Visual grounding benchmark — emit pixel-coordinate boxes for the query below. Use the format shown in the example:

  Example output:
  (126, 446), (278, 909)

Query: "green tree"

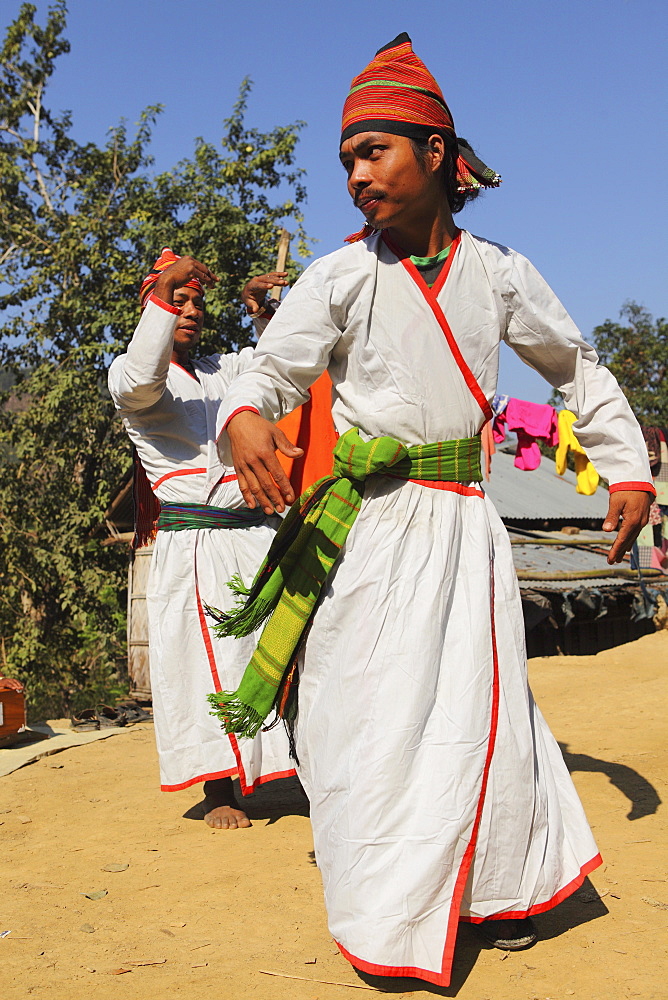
(0, 3), (308, 717)
(591, 301), (668, 427)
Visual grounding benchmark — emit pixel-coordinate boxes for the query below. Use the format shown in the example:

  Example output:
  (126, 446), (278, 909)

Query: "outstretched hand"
(602, 490), (652, 564)
(226, 410), (303, 514)
(242, 272), (288, 315)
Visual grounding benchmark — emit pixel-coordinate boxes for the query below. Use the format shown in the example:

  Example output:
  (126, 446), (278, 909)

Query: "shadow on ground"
(183, 774), (309, 823)
(560, 741), (661, 820)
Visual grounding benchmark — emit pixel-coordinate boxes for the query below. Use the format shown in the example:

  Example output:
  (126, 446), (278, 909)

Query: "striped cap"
(341, 34), (500, 195)
(139, 247), (204, 308)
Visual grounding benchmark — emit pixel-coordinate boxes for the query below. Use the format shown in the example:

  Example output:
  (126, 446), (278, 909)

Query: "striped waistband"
(157, 503), (267, 532)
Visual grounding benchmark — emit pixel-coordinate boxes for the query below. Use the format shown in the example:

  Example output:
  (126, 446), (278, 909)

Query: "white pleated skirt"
(295, 476), (600, 987)
(146, 520), (295, 792)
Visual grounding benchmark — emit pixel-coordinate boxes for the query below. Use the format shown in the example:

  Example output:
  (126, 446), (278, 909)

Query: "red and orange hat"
(139, 247), (204, 308)
(341, 33), (500, 196)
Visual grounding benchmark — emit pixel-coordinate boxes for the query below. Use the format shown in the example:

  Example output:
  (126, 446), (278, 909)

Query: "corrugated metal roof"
(484, 449), (609, 522)
(506, 528), (668, 590)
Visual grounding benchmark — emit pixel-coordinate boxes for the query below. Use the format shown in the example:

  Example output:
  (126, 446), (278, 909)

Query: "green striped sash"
(207, 428), (482, 738)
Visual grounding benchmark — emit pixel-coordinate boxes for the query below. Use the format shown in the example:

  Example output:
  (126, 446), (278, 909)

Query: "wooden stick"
(270, 228), (291, 301)
(258, 969), (386, 991)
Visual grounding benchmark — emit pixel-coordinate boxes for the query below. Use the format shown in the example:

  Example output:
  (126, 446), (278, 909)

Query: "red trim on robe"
(439, 565), (501, 979)
(193, 542), (296, 797)
(336, 854), (603, 984)
(170, 360), (200, 382)
(152, 467), (207, 491)
(382, 231), (493, 424)
(460, 852), (603, 922)
(384, 475), (485, 498)
(222, 406), (260, 433)
(194, 554), (249, 790)
(161, 767), (239, 792)
(336, 563), (501, 988)
(609, 481), (656, 496)
(161, 765), (297, 793)
(148, 292), (180, 315)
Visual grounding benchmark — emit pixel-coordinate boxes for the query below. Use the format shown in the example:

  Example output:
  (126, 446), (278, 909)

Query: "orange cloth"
(481, 420), (495, 481)
(276, 373), (338, 495)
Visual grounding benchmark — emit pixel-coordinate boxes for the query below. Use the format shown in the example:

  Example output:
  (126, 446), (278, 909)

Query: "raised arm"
(503, 252), (654, 563)
(108, 256), (217, 411)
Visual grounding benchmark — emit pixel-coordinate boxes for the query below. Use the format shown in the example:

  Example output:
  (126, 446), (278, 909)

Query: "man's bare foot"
(202, 777), (251, 830)
(204, 804), (251, 830)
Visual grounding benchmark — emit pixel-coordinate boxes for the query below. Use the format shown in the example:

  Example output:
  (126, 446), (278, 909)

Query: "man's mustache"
(354, 192), (384, 208)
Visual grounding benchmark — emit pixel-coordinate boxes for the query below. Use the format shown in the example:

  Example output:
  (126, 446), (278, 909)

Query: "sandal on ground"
(96, 705), (127, 728)
(474, 916), (537, 950)
(70, 709), (99, 732)
(116, 699), (152, 724)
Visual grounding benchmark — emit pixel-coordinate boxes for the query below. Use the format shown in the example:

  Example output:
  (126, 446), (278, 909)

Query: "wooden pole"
(269, 228), (291, 300)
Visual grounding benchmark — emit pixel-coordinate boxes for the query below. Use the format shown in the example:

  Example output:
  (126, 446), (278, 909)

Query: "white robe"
(217, 231), (653, 986)
(108, 295), (294, 793)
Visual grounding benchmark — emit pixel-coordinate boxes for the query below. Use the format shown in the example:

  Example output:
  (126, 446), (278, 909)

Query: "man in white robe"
(108, 250), (296, 829)
(214, 35), (655, 983)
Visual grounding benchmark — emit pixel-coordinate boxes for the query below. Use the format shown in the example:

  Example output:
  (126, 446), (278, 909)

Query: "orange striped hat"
(341, 33), (500, 195)
(139, 247), (204, 308)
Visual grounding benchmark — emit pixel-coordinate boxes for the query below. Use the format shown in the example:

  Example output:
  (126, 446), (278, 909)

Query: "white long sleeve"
(107, 295), (179, 411)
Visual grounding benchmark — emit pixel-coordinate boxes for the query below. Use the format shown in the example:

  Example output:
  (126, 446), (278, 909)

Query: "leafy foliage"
(591, 301), (668, 427)
(0, 3), (308, 718)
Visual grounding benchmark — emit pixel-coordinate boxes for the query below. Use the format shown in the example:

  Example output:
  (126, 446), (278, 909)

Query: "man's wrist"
(153, 276), (176, 305)
(224, 406), (261, 432)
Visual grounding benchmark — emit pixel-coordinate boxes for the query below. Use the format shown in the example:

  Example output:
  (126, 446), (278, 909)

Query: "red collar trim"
(381, 229), (462, 297)
(170, 360), (200, 382)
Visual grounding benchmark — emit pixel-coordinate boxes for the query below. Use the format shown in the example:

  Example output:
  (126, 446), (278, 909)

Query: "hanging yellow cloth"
(555, 409), (600, 495)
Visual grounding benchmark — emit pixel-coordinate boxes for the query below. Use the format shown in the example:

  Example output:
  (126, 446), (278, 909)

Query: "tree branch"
(26, 84), (55, 214)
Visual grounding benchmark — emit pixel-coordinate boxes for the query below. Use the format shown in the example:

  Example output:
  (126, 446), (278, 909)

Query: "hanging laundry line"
(490, 394), (598, 494)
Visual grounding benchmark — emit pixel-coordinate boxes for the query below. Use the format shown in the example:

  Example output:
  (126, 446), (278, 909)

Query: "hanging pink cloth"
(493, 398), (559, 471)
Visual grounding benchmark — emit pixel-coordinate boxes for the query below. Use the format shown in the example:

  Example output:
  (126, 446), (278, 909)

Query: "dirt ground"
(1, 630), (666, 1000)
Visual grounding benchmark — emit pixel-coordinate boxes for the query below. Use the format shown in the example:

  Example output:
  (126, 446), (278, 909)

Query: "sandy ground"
(1, 630), (666, 1000)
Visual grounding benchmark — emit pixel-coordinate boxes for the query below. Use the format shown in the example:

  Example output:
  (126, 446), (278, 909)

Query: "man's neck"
(171, 348), (191, 369)
(386, 204), (458, 258)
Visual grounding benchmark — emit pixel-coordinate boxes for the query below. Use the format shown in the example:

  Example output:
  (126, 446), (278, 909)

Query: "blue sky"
(12, 0), (668, 402)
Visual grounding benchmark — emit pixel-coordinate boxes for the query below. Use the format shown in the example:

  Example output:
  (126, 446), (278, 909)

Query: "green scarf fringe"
(207, 691), (266, 739)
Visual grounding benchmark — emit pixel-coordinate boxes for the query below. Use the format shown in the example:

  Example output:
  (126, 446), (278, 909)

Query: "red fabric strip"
(404, 478), (485, 497)
(160, 762), (297, 794)
(148, 292), (180, 315)
(194, 554), (249, 790)
(170, 361), (200, 382)
(381, 231), (493, 423)
(336, 562), (500, 988)
(152, 467), (207, 491)
(336, 940), (452, 989)
(161, 767), (238, 792)
(222, 405), (261, 433)
(460, 852), (603, 922)
(439, 565), (500, 979)
(338, 851), (604, 983)
(609, 481), (656, 496)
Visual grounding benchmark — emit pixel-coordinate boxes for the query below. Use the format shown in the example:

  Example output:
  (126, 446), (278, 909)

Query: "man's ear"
(427, 134), (446, 174)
